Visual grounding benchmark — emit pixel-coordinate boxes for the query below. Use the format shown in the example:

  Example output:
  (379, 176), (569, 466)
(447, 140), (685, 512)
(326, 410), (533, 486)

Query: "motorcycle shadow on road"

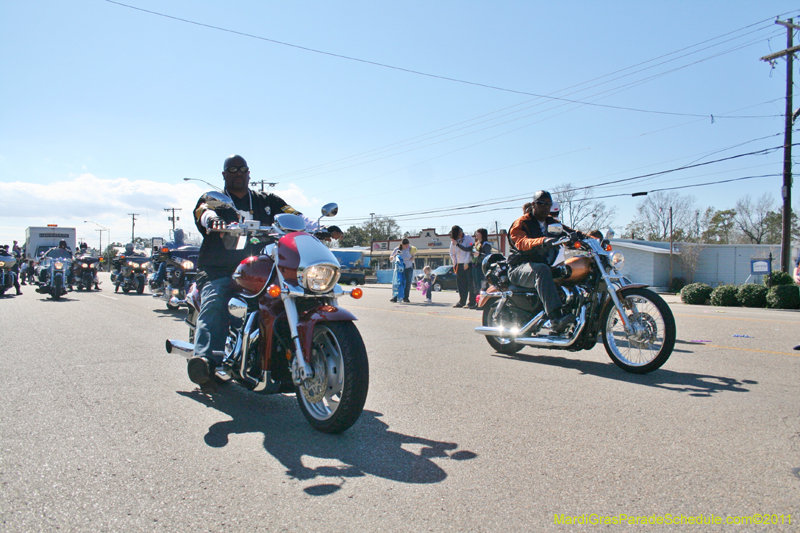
(491, 351), (757, 398)
(151, 307), (187, 322)
(178, 388), (477, 496)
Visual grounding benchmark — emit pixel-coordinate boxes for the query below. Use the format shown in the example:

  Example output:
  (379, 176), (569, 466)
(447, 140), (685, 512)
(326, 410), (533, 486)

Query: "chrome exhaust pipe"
(166, 339), (194, 359)
(475, 307), (587, 348)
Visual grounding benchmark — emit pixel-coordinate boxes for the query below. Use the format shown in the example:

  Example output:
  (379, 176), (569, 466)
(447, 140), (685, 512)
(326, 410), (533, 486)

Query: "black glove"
(574, 231), (587, 241)
(543, 237), (557, 248)
(208, 217), (226, 231)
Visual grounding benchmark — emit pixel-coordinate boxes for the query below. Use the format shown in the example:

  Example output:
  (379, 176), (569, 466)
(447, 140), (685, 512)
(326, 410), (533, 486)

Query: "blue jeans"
(194, 276), (234, 363)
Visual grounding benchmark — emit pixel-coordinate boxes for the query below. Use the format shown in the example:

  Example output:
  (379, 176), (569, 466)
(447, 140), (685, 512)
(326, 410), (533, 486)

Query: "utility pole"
(95, 229), (104, 258)
(760, 18), (799, 273)
(250, 180), (278, 192)
(128, 213), (139, 243)
(164, 207), (182, 231)
(369, 213), (375, 269)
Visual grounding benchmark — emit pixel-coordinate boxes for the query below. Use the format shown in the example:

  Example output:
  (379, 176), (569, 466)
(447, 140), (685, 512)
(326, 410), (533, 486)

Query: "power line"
(105, 0), (795, 120)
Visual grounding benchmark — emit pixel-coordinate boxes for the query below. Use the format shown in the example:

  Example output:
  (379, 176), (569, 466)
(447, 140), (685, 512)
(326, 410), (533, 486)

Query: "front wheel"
(481, 299), (524, 355)
(52, 275), (63, 300)
(83, 273), (93, 291)
(296, 322), (369, 434)
(433, 282), (442, 292)
(600, 288), (676, 374)
(136, 276), (145, 294)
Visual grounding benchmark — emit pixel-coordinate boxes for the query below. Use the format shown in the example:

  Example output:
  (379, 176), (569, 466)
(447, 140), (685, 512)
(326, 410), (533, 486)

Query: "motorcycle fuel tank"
(561, 256), (592, 284)
(233, 255), (275, 295)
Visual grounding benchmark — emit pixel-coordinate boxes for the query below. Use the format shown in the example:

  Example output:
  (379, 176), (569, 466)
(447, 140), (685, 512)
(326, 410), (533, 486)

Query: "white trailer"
(25, 226), (77, 259)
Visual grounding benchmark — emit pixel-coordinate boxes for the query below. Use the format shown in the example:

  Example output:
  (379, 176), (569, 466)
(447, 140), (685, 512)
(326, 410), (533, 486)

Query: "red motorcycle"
(167, 193), (368, 433)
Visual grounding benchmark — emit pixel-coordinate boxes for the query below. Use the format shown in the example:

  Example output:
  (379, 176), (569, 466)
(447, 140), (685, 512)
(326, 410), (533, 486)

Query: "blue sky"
(1, 0), (799, 247)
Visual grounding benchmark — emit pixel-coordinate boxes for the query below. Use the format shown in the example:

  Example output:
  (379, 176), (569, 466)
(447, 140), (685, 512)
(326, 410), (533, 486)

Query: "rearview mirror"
(605, 228), (615, 239)
(321, 203), (339, 218)
(202, 191), (235, 209)
(547, 223), (564, 237)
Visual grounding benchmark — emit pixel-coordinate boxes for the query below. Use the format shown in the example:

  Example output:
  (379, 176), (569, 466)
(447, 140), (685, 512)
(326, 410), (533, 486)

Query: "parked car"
(339, 270), (366, 286)
(414, 265), (457, 291)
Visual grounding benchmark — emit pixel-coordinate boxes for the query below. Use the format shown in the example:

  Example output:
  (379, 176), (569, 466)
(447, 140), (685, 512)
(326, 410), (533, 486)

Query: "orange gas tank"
(232, 255), (275, 295)
(556, 256), (592, 285)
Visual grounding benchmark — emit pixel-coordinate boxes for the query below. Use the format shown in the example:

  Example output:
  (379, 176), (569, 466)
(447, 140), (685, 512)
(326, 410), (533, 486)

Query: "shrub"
(736, 284), (768, 308)
(763, 270), (795, 287)
(766, 284), (800, 309)
(711, 285), (739, 307)
(668, 277), (687, 293)
(680, 282), (713, 305)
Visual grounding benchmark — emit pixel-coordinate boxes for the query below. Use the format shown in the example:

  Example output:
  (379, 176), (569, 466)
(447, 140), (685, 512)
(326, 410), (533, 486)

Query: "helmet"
(550, 200), (560, 217)
(125, 243), (134, 254)
(482, 253), (506, 276)
(59, 240), (67, 248)
(80, 242), (88, 250)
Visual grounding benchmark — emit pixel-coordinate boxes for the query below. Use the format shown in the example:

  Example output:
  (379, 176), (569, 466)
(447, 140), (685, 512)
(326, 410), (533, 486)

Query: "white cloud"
(0, 175), (318, 246)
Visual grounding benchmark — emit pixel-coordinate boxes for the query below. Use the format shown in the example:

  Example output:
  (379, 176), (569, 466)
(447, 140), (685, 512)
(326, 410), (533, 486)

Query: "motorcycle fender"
(614, 283), (648, 297)
(297, 306), (358, 363)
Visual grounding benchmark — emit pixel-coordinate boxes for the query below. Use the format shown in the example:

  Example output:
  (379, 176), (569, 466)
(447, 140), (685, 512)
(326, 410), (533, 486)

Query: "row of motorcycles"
(32, 247), (102, 300)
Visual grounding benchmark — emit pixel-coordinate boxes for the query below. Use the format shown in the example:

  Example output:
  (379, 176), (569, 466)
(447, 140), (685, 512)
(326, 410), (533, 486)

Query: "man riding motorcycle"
(507, 190), (583, 334)
(150, 228), (186, 293)
(187, 154), (341, 391)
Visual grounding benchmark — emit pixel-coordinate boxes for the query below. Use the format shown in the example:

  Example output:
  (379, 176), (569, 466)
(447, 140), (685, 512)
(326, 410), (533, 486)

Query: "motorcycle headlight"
(181, 260), (194, 270)
(54, 262), (64, 270)
(141, 262), (150, 269)
(301, 264), (339, 293)
(0, 261), (4, 268)
(127, 261), (136, 267)
(610, 251), (624, 270)
(82, 263), (89, 268)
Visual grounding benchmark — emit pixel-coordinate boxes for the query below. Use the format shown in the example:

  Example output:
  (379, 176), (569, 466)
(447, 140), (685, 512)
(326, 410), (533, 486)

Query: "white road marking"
(97, 294), (118, 300)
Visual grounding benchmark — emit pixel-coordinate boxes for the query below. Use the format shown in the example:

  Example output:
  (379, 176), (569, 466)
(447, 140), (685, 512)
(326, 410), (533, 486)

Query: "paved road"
(1, 276), (798, 531)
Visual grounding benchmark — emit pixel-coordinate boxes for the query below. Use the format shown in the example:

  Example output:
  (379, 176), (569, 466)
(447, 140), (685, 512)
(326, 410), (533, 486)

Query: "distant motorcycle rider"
(0, 244), (22, 295)
(187, 154), (342, 390)
(507, 190), (582, 334)
(151, 228), (186, 292)
(113, 243), (141, 291)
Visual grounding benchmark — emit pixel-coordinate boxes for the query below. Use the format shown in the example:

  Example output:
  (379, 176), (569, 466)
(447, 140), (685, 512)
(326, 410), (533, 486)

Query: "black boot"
(549, 311), (576, 334)
(188, 357), (218, 393)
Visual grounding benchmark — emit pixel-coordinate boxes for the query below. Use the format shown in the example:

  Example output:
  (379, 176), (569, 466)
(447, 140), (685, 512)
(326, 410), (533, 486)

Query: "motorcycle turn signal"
(350, 287), (363, 299)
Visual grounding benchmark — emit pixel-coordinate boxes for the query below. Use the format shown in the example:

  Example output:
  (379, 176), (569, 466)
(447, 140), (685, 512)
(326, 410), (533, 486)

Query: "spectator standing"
(419, 265), (436, 303)
(389, 248), (406, 303)
(449, 226), (475, 308)
(389, 238), (414, 303)
(471, 228), (493, 295)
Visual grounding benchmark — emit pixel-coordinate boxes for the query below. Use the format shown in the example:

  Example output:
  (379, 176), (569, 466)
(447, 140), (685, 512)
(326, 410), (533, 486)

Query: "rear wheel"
(433, 282), (442, 292)
(349, 278), (359, 286)
(600, 288), (675, 374)
(481, 299), (523, 355)
(296, 322), (369, 434)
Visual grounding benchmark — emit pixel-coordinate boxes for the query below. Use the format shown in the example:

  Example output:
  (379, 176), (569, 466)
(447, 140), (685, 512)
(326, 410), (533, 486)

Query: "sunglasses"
(225, 166), (249, 173)
(534, 201), (552, 207)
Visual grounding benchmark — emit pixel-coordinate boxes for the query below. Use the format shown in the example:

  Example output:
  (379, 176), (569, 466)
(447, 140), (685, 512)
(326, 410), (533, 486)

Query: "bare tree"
(733, 192), (773, 244)
(623, 191), (696, 241)
(678, 243), (705, 283)
(552, 184), (617, 232)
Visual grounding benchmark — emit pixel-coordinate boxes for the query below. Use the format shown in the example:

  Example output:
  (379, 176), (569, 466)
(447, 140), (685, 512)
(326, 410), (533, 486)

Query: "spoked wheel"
(481, 299), (523, 355)
(296, 322), (369, 434)
(600, 288), (676, 374)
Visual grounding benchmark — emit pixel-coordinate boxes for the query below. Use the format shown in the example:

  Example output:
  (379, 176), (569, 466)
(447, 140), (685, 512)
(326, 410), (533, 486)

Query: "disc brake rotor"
(627, 312), (658, 348)
(300, 345), (329, 403)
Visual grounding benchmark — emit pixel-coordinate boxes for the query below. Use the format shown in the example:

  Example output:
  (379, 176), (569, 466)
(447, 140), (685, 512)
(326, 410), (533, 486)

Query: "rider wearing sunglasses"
(189, 155), (343, 390)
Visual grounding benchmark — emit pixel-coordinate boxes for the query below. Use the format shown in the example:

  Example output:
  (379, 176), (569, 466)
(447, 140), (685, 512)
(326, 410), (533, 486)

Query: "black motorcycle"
(73, 254), (102, 291)
(476, 226), (676, 374)
(113, 255), (150, 294)
(35, 248), (73, 300)
(0, 250), (18, 296)
(149, 244), (199, 309)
